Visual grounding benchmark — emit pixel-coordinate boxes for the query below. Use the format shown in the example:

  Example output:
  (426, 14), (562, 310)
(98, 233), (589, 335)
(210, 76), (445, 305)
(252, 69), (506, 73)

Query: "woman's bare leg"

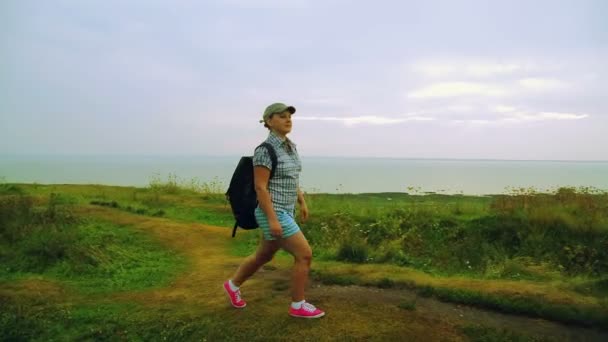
(231, 237), (281, 287)
(279, 231), (313, 302)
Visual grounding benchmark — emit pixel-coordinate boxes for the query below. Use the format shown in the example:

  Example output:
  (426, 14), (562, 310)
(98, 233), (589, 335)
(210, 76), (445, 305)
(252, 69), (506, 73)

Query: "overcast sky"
(2, 0), (607, 160)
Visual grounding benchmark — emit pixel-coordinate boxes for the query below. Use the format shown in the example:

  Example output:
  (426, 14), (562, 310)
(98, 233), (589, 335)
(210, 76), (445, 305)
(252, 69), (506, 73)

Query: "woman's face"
(267, 111), (292, 136)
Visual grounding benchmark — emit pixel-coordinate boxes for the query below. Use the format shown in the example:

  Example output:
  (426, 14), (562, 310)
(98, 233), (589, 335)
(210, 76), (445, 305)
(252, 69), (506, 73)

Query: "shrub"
(336, 239), (369, 263)
(0, 195), (35, 242)
(559, 243), (607, 276)
(1, 193), (78, 273)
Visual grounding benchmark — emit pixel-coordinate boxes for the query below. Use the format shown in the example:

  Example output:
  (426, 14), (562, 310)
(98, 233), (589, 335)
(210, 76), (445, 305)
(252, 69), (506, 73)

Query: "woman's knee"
(295, 249), (313, 264)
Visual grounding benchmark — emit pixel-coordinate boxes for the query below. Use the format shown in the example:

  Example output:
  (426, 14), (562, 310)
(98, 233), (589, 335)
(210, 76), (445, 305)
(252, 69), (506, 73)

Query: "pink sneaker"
(223, 281), (246, 308)
(288, 302), (325, 318)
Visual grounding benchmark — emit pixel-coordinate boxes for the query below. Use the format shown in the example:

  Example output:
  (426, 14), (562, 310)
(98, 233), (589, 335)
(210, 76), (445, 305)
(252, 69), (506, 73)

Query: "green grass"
(0, 192), (187, 294)
(0, 300), (234, 341)
(8, 181), (608, 286)
(10, 181), (608, 275)
(397, 299), (417, 311)
(310, 270), (358, 286)
(311, 267), (608, 329)
(459, 324), (552, 342)
(299, 188), (608, 279)
(57, 220), (187, 294)
(3, 180), (608, 334)
(424, 286), (608, 329)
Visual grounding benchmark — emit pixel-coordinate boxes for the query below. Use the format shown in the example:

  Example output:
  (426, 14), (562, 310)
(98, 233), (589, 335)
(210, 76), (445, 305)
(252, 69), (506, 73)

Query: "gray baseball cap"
(260, 103), (296, 123)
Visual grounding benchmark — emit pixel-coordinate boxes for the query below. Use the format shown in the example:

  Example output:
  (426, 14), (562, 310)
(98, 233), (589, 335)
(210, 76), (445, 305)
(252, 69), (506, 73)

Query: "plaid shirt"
(253, 131), (302, 213)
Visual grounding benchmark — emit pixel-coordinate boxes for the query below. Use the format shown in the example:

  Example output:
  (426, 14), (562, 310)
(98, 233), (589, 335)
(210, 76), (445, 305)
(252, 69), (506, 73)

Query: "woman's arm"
(254, 166), (282, 238)
(297, 187), (309, 222)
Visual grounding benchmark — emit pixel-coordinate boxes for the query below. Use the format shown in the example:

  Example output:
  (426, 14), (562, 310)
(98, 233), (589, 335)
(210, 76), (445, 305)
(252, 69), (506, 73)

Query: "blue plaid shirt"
(253, 131), (302, 213)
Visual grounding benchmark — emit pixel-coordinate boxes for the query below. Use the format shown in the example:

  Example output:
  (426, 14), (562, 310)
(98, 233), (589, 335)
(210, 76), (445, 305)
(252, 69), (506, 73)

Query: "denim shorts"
(254, 207), (301, 241)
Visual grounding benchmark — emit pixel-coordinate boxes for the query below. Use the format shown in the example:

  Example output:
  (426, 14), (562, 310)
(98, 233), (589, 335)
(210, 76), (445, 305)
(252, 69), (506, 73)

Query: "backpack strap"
(258, 142), (278, 179)
(231, 143), (278, 238)
(231, 222), (238, 238)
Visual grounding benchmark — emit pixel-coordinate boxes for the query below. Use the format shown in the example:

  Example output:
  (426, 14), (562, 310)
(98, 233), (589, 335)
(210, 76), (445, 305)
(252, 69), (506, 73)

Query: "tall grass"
(302, 187), (608, 278)
(0, 193), (79, 274)
(148, 173), (226, 194)
(148, 173), (226, 201)
(0, 191), (186, 293)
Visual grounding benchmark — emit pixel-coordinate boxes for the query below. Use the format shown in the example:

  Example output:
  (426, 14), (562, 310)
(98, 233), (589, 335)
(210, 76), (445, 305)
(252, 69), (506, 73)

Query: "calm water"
(1, 155), (607, 195)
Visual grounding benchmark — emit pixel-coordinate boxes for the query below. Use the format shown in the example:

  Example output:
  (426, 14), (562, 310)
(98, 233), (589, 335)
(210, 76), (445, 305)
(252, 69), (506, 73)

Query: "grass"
(8, 181), (608, 283)
(0, 192), (187, 294)
(0, 300), (235, 341)
(301, 187), (608, 280)
(459, 324), (552, 342)
(309, 262), (608, 330)
(397, 299), (417, 311)
(1, 178), (608, 339)
(425, 286), (608, 328)
(56, 220), (187, 294)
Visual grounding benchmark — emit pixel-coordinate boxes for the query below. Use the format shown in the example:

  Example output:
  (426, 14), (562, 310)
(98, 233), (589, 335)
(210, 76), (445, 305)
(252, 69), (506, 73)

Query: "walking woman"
(223, 102), (325, 318)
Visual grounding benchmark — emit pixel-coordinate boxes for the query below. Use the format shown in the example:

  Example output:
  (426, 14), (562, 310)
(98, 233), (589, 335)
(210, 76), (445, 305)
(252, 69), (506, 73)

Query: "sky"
(2, 0), (607, 160)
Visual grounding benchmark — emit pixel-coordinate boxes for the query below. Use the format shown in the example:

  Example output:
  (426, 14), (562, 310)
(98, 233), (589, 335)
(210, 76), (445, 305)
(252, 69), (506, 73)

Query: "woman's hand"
(299, 203), (309, 223)
(296, 188), (309, 223)
(269, 219), (283, 239)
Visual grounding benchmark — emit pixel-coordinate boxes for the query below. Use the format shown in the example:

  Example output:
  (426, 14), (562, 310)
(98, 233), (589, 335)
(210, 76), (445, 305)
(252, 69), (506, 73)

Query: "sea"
(1, 155), (607, 195)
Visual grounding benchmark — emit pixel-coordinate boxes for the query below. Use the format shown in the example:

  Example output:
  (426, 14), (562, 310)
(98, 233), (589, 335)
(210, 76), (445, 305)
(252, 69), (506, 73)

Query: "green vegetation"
(459, 324), (552, 342)
(1, 177), (607, 339)
(421, 285), (608, 328)
(397, 299), (417, 311)
(0, 189), (187, 294)
(0, 301), (235, 341)
(301, 187), (608, 280)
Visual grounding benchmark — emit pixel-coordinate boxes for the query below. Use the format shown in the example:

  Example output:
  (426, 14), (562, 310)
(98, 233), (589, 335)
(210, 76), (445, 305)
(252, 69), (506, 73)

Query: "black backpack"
(225, 142), (277, 237)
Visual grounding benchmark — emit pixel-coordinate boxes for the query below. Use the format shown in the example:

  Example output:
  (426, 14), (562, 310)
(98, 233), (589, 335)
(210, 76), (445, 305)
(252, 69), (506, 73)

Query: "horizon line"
(1, 153), (607, 163)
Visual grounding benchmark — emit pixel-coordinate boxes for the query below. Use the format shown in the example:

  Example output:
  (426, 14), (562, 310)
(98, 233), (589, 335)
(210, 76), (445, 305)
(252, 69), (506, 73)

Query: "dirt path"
(18, 206), (608, 341)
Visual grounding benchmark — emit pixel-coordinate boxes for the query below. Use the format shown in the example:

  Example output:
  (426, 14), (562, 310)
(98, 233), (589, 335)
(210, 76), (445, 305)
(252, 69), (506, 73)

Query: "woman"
(223, 102), (325, 319)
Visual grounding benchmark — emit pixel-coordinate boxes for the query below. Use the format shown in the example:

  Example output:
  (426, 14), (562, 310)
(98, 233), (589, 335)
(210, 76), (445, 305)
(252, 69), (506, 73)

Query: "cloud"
(412, 61), (524, 77)
(446, 105), (475, 112)
(451, 119), (493, 125)
(466, 63), (521, 77)
(412, 64), (456, 77)
(511, 111), (588, 122)
(300, 97), (349, 106)
(220, 0), (310, 9)
(492, 105), (517, 113)
(296, 115), (435, 126)
(408, 76), (569, 101)
(518, 78), (568, 91)
(494, 104), (590, 122)
(452, 110), (588, 125)
(408, 82), (509, 99)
